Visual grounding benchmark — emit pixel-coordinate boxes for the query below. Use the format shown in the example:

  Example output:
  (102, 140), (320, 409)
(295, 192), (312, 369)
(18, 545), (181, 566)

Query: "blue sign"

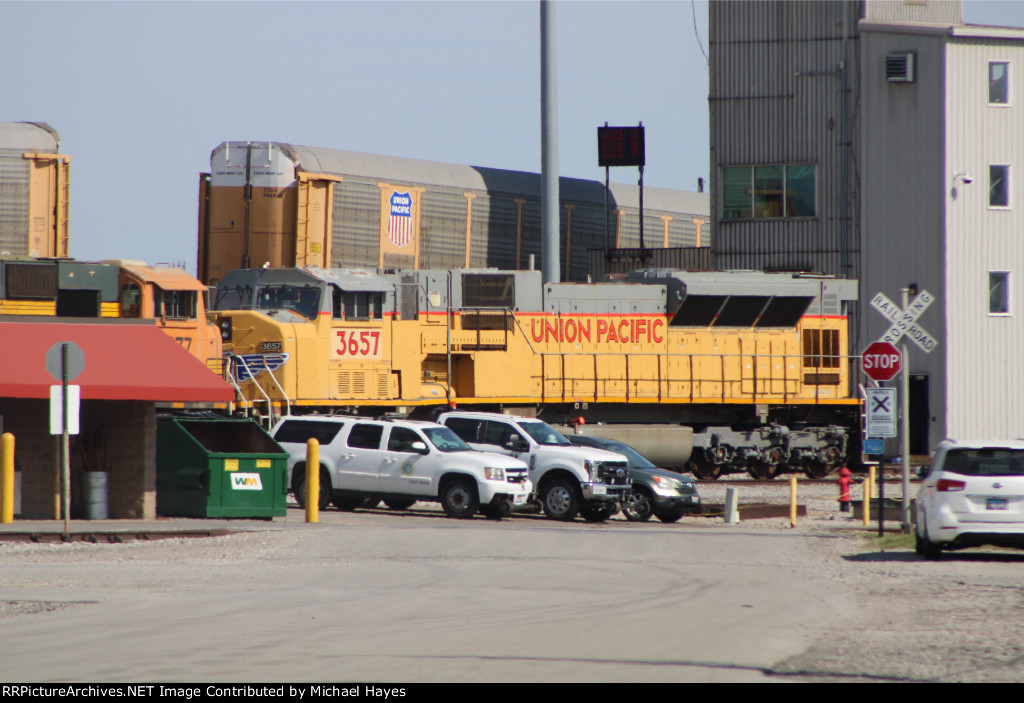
(863, 438), (884, 455)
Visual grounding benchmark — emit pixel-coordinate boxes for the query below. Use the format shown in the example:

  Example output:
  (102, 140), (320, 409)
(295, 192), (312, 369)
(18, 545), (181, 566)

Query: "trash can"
(156, 417), (288, 518)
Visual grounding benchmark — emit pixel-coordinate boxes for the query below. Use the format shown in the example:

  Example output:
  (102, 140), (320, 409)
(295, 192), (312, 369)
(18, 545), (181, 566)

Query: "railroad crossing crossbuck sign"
(870, 289), (939, 353)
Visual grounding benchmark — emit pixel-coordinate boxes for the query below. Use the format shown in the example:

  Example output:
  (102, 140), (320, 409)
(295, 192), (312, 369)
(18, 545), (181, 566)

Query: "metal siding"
(710, 0), (861, 279)
(0, 157), (30, 255)
(247, 142), (709, 280)
(331, 178), (379, 268)
(862, 0), (961, 24)
(420, 189), (470, 270)
(944, 39), (1024, 439)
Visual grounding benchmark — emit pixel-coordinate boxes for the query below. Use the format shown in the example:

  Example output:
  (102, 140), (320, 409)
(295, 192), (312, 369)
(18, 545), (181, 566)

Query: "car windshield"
(421, 426), (471, 453)
(599, 441), (657, 469)
(520, 421), (571, 446)
(256, 285), (321, 320)
(942, 448), (1024, 477)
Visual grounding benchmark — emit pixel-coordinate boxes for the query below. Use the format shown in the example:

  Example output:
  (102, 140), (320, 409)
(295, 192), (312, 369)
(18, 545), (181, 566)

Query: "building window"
(989, 272), (1010, 314)
(989, 62), (1009, 104)
(989, 165), (1009, 207)
(721, 164), (816, 219)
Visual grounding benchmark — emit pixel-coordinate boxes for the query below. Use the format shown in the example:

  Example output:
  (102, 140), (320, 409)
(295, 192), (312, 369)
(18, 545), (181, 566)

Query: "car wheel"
(331, 495), (363, 511)
(655, 508), (685, 524)
(542, 479), (581, 521)
(580, 502), (614, 523)
(292, 464), (331, 510)
(383, 498), (417, 511)
(622, 487), (654, 522)
(440, 478), (479, 519)
(918, 513), (942, 561)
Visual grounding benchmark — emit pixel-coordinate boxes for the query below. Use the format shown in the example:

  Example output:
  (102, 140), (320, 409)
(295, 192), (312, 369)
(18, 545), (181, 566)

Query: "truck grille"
(506, 468), (528, 484)
(596, 462), (630, 485)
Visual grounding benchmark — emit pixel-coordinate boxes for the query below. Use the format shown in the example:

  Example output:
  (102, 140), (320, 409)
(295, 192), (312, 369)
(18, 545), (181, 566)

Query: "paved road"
(0, 507), (847, 683)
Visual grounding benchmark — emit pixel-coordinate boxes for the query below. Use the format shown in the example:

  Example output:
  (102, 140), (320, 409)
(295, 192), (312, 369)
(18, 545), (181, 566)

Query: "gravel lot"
(2, 476), (1023, 683)
(699, 476), (1024, 682)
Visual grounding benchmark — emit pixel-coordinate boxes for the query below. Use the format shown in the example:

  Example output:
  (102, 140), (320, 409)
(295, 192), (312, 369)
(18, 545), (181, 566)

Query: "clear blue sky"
(3, 1), (1022, 270)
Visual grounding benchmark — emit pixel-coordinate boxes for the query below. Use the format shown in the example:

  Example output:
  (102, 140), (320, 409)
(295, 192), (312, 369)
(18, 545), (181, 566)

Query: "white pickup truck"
(270, 415), (532, 519)
(436, 411), (631, 522)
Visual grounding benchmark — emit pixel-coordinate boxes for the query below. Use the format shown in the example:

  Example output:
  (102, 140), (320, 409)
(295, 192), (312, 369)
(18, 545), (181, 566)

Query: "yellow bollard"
(863, 466), (874, 526)
(1, 433), (14, 524)
(306, 438), (319, 523)
(789, 475), (798, 527)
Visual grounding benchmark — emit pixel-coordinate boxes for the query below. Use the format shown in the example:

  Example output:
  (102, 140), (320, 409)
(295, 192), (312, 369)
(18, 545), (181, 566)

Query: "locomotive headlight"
(218, 318), (232, 342)
(485, 467), (505, 481)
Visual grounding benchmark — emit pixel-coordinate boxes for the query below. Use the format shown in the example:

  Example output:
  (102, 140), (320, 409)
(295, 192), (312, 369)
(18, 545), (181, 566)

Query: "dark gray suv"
(564, 434), (701, 523)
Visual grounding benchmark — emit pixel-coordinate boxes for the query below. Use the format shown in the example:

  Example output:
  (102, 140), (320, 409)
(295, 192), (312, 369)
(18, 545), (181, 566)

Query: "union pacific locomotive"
(211, 266), (860, 479)
(0, 256), (222, 372)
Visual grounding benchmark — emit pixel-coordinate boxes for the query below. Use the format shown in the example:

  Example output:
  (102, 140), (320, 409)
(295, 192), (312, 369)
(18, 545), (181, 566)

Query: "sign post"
(46, 342), (84, 536)
(869, 288), (940, 533)
(598, 123), (646, 259)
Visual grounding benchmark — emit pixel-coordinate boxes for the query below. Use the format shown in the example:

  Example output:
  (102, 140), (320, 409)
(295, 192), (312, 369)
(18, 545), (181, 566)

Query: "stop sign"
(862, 341), (902, 381)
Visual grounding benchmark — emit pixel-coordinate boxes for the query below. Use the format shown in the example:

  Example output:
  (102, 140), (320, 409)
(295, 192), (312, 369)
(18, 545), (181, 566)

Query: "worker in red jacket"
(837, 467), (854, 513)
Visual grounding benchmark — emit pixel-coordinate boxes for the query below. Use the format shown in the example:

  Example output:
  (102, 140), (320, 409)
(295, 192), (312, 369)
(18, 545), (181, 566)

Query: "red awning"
(0, 320), (233, 402)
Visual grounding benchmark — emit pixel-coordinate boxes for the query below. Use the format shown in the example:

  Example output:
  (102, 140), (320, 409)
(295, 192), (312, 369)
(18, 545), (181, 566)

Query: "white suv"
(270, 416), (532, 519)
(437, 411), (631, 522)
(915, 439), (1024, 559)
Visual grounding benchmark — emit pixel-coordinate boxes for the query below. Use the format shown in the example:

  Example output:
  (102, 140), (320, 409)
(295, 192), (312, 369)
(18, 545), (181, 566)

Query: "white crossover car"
(915, 439), (1024, 560)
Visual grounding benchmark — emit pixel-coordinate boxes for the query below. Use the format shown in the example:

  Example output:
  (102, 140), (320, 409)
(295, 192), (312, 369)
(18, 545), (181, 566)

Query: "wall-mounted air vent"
(885, 52), (915, 83)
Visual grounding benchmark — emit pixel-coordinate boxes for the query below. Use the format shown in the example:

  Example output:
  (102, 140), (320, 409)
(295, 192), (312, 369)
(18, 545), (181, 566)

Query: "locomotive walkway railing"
(533, 351), (860, 405)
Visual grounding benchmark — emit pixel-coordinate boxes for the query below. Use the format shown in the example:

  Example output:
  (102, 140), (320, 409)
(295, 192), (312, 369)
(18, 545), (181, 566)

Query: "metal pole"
(901, 288), (911, 533)
(540, 0), (560, 284)
(62, 343), (70, 537)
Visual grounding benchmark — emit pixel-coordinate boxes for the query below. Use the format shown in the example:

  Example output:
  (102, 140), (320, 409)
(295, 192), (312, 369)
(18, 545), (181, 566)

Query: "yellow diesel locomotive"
(0, 257), (223, 373)
(212, 267), (860, 479)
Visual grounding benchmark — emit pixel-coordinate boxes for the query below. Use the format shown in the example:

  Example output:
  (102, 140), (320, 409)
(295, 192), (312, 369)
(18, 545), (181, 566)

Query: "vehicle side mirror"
(505, 436), (526, 451)
(411, 441), (429, 455)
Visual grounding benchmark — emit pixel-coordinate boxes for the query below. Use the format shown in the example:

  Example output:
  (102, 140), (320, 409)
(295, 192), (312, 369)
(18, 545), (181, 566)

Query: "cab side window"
(444, 418), (482, 443)
(484, 421), (522, 447)
(120, 284), (141, 318)
(387, 427), (424, 452)
(273, 420), (344, 445)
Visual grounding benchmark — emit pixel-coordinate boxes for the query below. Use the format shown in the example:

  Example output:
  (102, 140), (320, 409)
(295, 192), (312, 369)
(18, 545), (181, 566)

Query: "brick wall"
(0, 398), (156, 519)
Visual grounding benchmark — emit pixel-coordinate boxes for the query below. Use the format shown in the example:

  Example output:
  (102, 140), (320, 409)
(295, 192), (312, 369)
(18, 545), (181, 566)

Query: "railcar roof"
(214, 141), (706, 214)
(0, 122), (59, 152)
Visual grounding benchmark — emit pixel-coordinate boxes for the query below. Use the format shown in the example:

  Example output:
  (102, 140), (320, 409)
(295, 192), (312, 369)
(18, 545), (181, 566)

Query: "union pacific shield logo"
(388, 191), (413, 247)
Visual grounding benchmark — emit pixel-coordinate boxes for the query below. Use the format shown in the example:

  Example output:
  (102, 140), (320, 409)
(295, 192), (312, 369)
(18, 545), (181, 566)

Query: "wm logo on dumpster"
(231, 473), (263, 491)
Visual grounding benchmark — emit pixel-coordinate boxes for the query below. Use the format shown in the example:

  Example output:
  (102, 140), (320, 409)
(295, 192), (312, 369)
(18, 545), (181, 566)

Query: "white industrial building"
(709, 0), (1024, 454)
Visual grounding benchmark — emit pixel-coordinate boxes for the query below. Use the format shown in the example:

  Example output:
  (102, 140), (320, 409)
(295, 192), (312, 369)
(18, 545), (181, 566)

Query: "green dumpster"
(156, 417), (288, 518)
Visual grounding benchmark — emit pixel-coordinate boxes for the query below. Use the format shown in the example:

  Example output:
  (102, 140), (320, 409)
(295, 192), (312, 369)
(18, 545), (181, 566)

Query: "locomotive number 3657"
(335, 329), (382, 359)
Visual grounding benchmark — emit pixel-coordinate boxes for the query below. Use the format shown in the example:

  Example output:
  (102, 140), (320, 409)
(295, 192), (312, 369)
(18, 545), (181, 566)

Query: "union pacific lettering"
(530, 316), (665, 344)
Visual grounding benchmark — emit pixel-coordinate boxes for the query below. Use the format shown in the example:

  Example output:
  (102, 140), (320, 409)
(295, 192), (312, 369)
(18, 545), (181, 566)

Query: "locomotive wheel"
(803, 460), (831, 479)
(746, 459), (778, 480)
(688, 456), (722, 481)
